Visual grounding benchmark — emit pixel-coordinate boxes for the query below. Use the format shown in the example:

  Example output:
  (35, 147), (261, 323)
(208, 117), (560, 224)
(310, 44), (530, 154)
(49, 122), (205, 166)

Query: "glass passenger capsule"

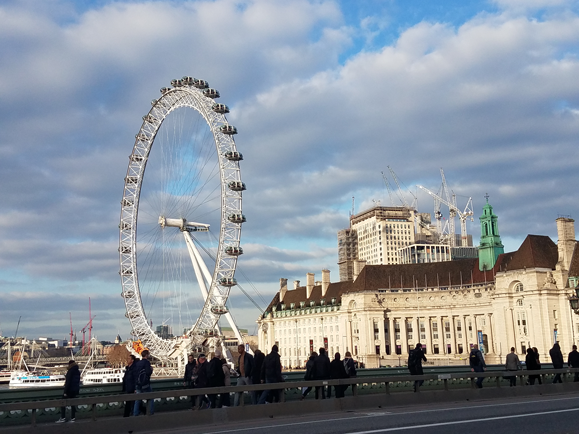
(219, 277), (237, 287)
(210, 305), (229, 315)
(170, 79), (184, 87)
(219, 125), (237, 135)
(160, 87), (170, 95)
(224, 151), (243, 161)
(194, 79), (209, 89)
(212, 103), (230, 114)
(225, 246), (244, 256)
(228, 181), (246, 191)
(203, 88), (220, 99)
(228, 213), (246, 223)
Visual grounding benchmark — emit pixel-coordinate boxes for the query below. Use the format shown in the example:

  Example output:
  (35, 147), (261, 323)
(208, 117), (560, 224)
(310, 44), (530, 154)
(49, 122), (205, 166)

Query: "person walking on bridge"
(408, 343), (427, 392)
(469, 344), (486, 388)
(258, 345), (283, 404)
(234, 344), (254, 406)
(56, 360), (81, 423)
(505, 347), (520, 387)
(313, 348), (331, 399)
(549, 342), (564, 384)
(568, 345), (579, 382)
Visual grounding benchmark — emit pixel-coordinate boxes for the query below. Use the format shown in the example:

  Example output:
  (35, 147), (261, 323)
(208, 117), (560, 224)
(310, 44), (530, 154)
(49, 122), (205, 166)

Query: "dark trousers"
(506, 371), (517, 387)
(301, 386), (312, 398)
(220, 392), (231, 407)
(553, 373), (562, 383)
(473, 366), (484, 388)
(334, 385), (346, 398)
(123, 400), (135, 417)
(315, 385), (326, 399)
(60, 392), (77, 419)
(208, 393), (219, 408)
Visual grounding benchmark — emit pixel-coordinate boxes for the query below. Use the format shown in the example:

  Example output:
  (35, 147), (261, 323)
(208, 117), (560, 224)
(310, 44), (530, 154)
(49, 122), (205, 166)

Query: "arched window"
(514, 282), (524, 292)
(516, 299), (523, 306)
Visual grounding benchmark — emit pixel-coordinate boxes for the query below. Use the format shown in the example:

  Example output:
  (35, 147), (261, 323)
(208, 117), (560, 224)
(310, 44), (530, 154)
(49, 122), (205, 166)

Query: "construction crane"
(80, 315), (96, 355)
(418, 184), (474, 247)
(381, 171), (396, 206)
(387, 166), (410, 207)
(69, 313), (73, 349)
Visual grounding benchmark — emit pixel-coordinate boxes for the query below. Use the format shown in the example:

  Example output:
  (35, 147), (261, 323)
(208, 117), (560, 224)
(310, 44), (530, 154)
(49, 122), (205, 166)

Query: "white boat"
(9, 371), (66, 388)
(82, 367), (124, 385)
(0, 370), (12, 384)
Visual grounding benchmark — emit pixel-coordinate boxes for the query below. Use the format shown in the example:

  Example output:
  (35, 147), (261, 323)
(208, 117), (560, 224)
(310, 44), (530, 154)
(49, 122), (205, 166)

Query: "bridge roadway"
(1, 368), (579, 434)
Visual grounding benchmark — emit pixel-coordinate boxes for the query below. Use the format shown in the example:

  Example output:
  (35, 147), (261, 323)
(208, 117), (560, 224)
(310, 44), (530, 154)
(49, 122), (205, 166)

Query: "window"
(514, 282), (524, 292)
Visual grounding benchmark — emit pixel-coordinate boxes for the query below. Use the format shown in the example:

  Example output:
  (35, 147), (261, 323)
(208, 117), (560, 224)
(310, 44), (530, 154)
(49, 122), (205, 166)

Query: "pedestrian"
(408, 343), (427, 392)
(549, 342), (564, 384)
(330, 352), (348, 398)
(343, 351), (357, 395)
(133, 350), (154, 416)
(55, 360), (81, 423)
(251, 349), (265, 405)
(183, 354), (197, 408)
(313, 347), (331, 399)
(194, 354), (211, 409)
(258, 345), (283, 404)
(469, 344), (486, 388)
(568, 344), (579, 382)
(525, 347), (540, 385)
(504, 347), (520, 387)
(122, 355), (137, 417)
(207, 349), (225, 408)
(300, 351), (317, 400)
(221, 358), (231, 407)
(533, 347), (542, 384)
(234, 344), (255, 406)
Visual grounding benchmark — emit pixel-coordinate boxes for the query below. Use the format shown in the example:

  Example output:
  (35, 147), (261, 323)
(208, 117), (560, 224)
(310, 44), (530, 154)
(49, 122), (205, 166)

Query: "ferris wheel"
(119, 76), (246, 361)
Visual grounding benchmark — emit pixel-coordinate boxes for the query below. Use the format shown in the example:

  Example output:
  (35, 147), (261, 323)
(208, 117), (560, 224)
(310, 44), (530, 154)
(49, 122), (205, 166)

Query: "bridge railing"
(0, 368), (578, 428)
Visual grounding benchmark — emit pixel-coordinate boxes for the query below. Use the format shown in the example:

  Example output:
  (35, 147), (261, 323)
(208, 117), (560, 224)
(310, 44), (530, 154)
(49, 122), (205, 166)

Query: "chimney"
(556, 217), (576, 272)
(293, 280), (300, 289)
(306, 272), (315, 299)
(321, 269), (330, 297)
(279, 278), (288, 303)
(353, 259), (366, 282)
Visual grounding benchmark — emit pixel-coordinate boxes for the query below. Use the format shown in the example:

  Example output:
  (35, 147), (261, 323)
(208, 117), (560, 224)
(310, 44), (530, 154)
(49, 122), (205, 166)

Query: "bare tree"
(107, 345), (131, 368)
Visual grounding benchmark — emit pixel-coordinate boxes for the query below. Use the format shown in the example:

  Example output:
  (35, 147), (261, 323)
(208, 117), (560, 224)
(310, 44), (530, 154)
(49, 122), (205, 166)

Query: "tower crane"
(80, 315), (96, 355)
(417, 184), (474, 247)
(381, 171), (396, 206)
(439, 169), (457, 246)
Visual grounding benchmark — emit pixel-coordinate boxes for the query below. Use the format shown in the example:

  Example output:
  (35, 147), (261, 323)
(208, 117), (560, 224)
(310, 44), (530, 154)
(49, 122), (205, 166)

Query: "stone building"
(257, 204), (579, 368)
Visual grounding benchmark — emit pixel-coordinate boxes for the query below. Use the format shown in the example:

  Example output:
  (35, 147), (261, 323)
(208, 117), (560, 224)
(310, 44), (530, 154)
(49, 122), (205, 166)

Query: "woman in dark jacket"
(526, 348), (540, 385)
(300, 352), (317, 400)
(532, 347), (542, 384)
(122, 355), (137, 417)
(56, 360), (81, 423)
(330, 353), (349, 398)
(252, 350), (265, 404)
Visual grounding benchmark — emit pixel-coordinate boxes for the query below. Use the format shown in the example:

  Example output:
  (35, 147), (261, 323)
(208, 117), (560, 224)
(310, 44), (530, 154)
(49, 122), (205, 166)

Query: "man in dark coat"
(133, 350), (154, 416)
(207, 349), (226, 408)
(251, 349), (265, 404)
(194, 354), (210, 409)
(234, 344), (255, 406)
(313, 348), (331, 399)
(469, 344), (486, 388)
(56, 360), (81, 423)
(549, 342), (564, 383)
(329, 352), (349, 398)
(122, 355), (137, 417)
(258, 345), (283, 404)
(408, 343), (427, 392)
(300, 351), (317, 400)
(525, 347), (540, 385)
(568, 344), (579, 382)
(183, 354), (197, 407)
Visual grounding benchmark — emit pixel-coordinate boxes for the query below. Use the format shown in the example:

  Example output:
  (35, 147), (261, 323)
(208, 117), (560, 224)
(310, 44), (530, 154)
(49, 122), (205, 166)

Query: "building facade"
(258, 211), (579, 368)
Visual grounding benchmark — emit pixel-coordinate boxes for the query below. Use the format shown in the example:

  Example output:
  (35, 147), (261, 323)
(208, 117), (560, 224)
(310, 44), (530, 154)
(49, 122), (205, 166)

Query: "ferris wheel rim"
(118, 78), (244, 360)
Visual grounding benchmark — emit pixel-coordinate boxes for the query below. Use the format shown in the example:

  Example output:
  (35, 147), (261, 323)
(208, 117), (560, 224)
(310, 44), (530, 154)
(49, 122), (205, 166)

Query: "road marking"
(346, 407), (579, 433)
(204, 415), (373, 433)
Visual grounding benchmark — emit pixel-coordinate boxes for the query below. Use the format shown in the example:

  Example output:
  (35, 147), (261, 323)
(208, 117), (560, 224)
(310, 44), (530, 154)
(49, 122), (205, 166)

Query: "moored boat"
(82, 367), (124, 385)
(9, 371), (66, 388)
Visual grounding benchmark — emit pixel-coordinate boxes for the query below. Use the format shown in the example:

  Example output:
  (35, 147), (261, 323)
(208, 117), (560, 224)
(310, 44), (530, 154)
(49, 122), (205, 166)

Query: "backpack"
(136, 367), (149, 387)
(407, 350), (417, 369)
(470, 351), (480, 366)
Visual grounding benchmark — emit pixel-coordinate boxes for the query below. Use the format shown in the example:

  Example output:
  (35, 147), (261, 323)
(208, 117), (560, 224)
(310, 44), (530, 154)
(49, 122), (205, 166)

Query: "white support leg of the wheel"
(184, 232), (245, 345)
(183, 232), (210, 299)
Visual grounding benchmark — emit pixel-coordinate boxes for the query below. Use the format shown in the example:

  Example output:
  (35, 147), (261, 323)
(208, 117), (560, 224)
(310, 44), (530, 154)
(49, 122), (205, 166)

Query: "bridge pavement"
(2, 381), (578, 434)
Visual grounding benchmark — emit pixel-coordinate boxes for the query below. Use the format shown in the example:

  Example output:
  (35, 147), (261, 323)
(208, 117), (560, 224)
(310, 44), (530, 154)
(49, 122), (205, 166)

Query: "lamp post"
(568, 285), (579, 314)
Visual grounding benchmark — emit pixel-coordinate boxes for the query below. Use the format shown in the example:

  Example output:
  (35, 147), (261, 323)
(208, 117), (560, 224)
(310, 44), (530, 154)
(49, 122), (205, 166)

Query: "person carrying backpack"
(469, 344), (486, 388)
(408, 343), (427, 392)
(133, 350), (154, 416)
(207, 349), (226, 408)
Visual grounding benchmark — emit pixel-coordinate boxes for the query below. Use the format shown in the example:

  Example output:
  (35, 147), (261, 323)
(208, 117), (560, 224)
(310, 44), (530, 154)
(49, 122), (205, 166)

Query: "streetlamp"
(569, 285), (579, 314)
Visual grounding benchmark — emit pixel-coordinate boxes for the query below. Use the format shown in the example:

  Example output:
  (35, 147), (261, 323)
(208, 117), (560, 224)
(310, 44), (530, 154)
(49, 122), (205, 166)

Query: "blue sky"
(1, 0), (578, 341)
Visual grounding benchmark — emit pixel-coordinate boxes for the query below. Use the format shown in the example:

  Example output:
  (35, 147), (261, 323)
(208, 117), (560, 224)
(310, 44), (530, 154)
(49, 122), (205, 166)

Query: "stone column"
(436, 316), (443, 355)
(487, 313), (495, 354)
(401, 318), (408, 355)
(378, 316), (386, 356)
(386, 317), (394, 355)
(424, 316), (432, 354)
(462, 315), (469, 355)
